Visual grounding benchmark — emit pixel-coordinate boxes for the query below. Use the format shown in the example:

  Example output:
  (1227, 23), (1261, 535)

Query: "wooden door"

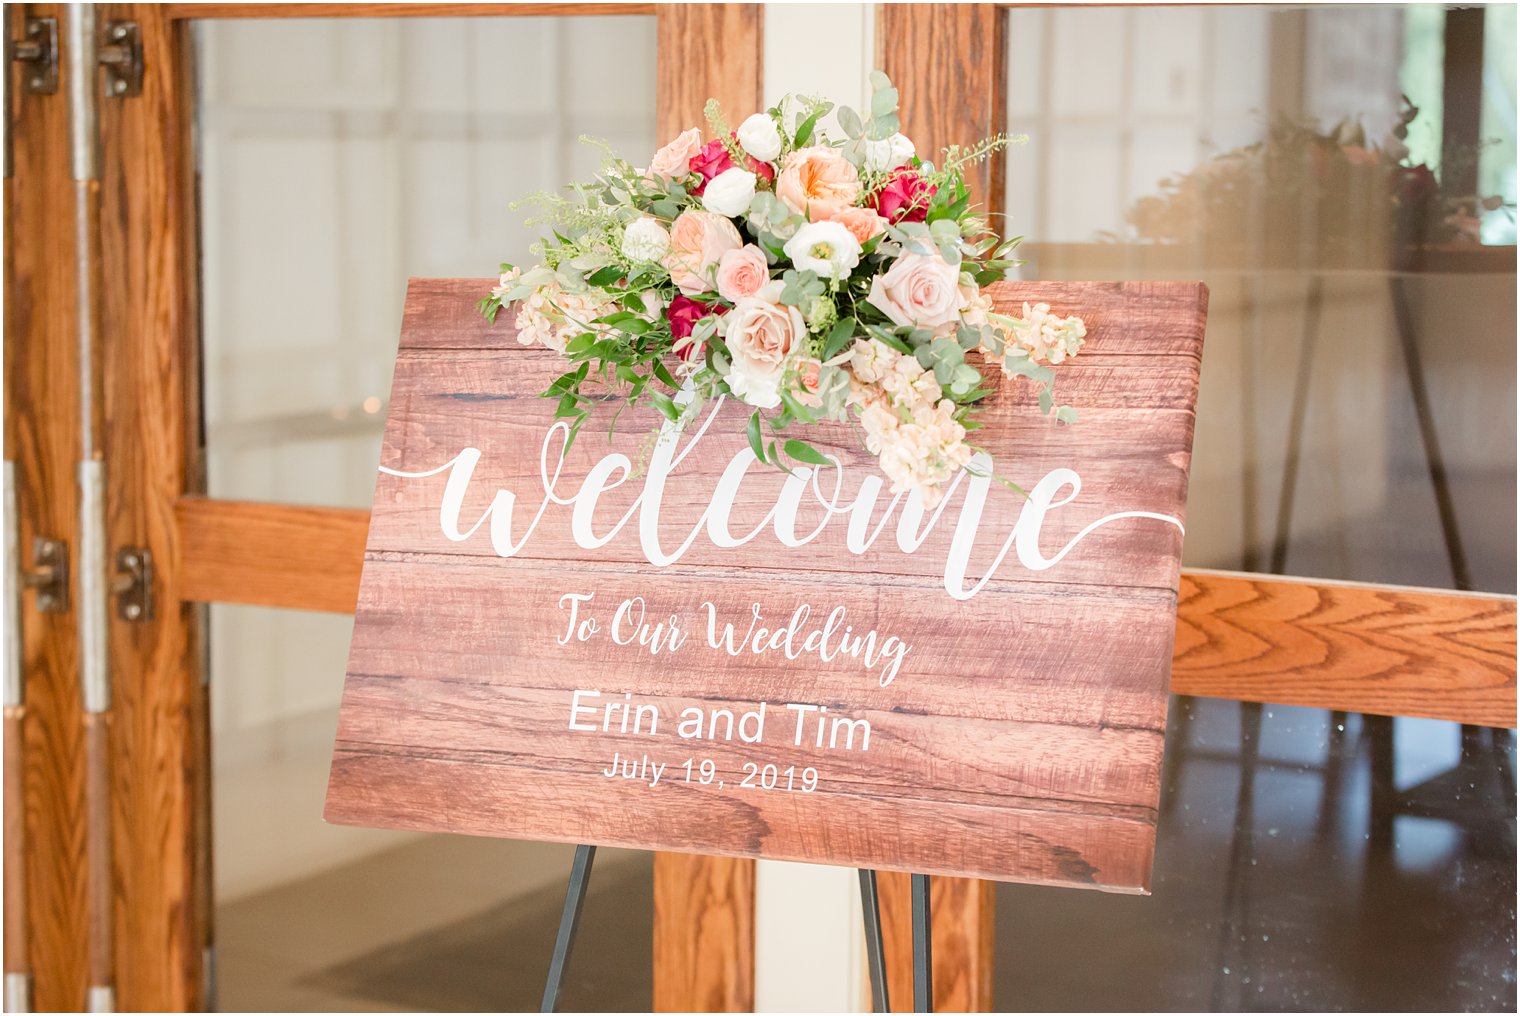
(5, 5), (762, 1011)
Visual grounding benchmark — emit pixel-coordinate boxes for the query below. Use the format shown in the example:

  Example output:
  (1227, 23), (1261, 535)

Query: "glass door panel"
(998, 7), (1516, 1011)
(194, 16), (657, 1011)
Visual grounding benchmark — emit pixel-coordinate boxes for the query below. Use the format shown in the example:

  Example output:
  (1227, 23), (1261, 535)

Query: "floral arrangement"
(483, 72), (1086, 508)
(1114, 99), (1508, 263)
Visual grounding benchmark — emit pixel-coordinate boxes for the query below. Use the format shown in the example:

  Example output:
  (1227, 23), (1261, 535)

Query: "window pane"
(1000, 8), (1515, 1011)
(1004, 5), (1517, 596)
(193, 17), (658, 1012)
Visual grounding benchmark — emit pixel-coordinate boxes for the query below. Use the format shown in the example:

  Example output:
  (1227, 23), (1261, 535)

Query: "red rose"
(667, 296), (726, 361)
(690, 136), (776, 195)
(871, 168), (935, 223)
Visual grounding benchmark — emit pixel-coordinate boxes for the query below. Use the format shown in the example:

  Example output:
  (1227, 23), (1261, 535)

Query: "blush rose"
(716, 245), (770, 303)
(647, 127), (703, 181)
(663, 210), (742, 295)
(865, 252), (966, 329)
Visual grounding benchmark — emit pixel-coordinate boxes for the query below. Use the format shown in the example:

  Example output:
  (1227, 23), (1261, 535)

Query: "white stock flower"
(736, 113), (783, 162)
(702, 168), (758, 218)
(620, 217), (670, 261)
(783, 221), (862, 279)
(861, 132), (915, 173)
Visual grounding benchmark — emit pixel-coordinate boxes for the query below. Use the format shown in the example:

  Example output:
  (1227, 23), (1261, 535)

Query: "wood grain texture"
(4, 5), (89, 1008)
(1172, 570), (1516, 728)
(325, 276), (1207, 893)
(176, 497), (371, 613)
(652, 853), (755, 1013)
(878, 872), (994, 1013)
(656, 4), (763, 143)
(96, 6), (206, 1010)
(167, 2), (656, 18)
(878, 4), (1007, 217)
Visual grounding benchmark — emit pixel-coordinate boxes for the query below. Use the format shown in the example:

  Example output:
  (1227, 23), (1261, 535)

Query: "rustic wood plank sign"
(325, 277), (1208, 892)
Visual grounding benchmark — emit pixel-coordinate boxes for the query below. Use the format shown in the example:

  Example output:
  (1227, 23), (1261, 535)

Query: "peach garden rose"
(776, 145), (861, 220)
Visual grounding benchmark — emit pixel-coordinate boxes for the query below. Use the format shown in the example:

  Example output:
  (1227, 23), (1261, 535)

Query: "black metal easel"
(539, 848), (934, 1013)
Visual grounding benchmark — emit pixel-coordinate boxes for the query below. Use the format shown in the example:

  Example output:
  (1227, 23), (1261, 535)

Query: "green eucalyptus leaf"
(747, 411), (767, 464)
(783, 439), (832, 467)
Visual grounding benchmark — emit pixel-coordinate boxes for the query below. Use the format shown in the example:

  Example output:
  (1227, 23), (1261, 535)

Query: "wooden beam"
(174, 501), (1519, 729)
(655, 5), (763, 143)
(652, 853), (755, 1013)
(878, 4), (1008, 217)
(1172, 569), (1516, 729)
(175, 498), (370, 614)
(878, 872), (995, 1012)
(167, 3), (656, 19)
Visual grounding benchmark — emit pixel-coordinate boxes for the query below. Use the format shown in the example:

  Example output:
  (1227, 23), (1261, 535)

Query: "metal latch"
(112, 547), (152, 622)
(11, 16), (58, 95)
(99, 21), (141, 97)
(23, 537), (69, 613)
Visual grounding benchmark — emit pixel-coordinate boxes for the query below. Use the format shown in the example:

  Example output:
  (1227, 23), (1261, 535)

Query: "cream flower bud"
(736, 112), (783, 162)
(861, 132), (916, 173)
(620, 217), (670, 261)
(702, 168), (759, 218)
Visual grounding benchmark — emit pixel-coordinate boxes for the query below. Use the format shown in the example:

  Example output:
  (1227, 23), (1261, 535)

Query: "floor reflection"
(996, 699), (1517, 1012)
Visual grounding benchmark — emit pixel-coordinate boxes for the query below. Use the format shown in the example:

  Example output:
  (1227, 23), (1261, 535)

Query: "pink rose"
(716, 245), (770, 303)
(647, 128), (704, 181)
(690, 136), (775, 195)
(865, 252), (965, 329)
(663, 210), (742, 295)
(776, 145), (861, 218)
(667, 296), (725, 362)
(871, 168), (935, 223)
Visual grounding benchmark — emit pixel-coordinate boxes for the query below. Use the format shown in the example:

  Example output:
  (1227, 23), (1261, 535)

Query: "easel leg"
(858, 870), (890, 1013)
(911, 873), (933, 1013)
(540, 844), (596, 1014)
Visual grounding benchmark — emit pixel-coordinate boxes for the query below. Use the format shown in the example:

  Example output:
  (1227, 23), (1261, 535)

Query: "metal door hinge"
(23, 538), (69, 614)
(11, 16), (58, 95)
(111, 548), (152, 623)
(98, 21), (141, 98)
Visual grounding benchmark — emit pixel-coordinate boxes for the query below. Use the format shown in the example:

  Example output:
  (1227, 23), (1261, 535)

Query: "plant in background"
(1114, 99), (1508, 263)
(483, 72), (1086, 508)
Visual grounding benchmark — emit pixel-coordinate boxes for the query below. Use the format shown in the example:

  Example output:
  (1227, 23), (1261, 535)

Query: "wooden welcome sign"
(326, 278), (1207, 892)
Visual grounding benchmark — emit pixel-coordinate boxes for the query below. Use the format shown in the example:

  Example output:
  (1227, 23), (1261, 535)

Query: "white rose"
(723, 293), (805, 409)
(861, 132), (916, 173)
(783, 220), (862, 280)
(736, 112), (783, 162)
(621, 217), (670, 261)
(702, 168), (758, 218)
